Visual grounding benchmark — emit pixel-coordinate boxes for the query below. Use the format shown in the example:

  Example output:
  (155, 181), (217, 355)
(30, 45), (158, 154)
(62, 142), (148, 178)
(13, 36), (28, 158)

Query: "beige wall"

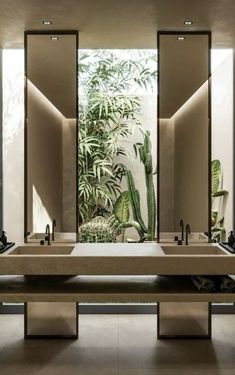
(173, 83), (209, 232)
(159, 83), (209, 233)
(159, 33), (209, 234)
(27, 35), (77, 118)
(26, 34), (77, 235)
(27, 81), (63, 233)
(159, 34), (209, 118)
(62, 118), (77, 232)
(159, 118), (174, 231)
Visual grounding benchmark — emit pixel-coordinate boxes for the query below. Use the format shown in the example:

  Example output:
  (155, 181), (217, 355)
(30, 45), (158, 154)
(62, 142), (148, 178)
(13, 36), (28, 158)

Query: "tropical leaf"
(113, 191), (130, 223)
(118, 221), (144, 240)
(211, 159), (221, 196)
(213, 189), (228, 197)
(78, 50), (157, 223)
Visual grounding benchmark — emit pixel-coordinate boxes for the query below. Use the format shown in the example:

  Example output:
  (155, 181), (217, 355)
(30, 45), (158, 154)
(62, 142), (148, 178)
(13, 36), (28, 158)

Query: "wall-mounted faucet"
(179, 219), (184, 243)
(45, 224), (51, 245)
(52, 219), (56, 241)
(185, 224), (191, 245)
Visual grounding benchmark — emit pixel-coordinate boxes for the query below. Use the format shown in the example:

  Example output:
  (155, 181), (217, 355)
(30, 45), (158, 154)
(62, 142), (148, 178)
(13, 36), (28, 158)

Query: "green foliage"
(79, 189), (144, 243)
(126, 170), (148, 239)
(211, 215), (225, 242)
(127, 131), (157, 241)
(78, 50), (157, 223)
(134, 131), (156, 240)
(211, 159), (228, 242)
(79, 216), (117, 243)
(211, 159), (221, 197)
(113, 191), (130, 223)
(112, 191), (143, 242)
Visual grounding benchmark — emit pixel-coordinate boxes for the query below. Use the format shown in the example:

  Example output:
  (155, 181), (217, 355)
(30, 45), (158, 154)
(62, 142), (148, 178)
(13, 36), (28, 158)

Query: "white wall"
(27, 81), (63, 233)
(2, 50), (24, 243)
(212, 50), (234, 234)
(173, 82), (209, 232)
(119, 94), (157, 240)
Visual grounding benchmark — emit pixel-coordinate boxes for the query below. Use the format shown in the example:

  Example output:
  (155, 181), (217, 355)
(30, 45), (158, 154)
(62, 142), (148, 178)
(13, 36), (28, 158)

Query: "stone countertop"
(2, 242), (165, 256)
(0, 242), (234, 276)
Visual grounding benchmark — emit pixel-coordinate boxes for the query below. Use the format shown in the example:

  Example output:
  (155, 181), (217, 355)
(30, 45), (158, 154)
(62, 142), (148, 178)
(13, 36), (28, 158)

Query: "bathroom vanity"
(0, 242), (234, 339)
(0, 242), (233, 276)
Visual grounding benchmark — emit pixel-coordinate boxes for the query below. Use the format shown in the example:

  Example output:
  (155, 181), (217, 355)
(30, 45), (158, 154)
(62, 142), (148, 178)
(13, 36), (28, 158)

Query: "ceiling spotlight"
(50, 36), (59, 41)
(177, 36), (185, 40)
(184, 20), (193, 25)
(43, 20), (52, 25)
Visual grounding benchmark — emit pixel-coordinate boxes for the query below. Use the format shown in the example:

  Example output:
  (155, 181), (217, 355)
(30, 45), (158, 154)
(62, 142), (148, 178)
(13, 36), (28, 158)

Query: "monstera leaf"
(211, 159), (221, 197)
(113, 191), (130, 223)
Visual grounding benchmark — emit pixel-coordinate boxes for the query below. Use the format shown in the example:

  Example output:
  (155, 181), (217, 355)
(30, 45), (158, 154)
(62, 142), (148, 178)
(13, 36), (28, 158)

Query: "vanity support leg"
(24, 302), (79, 339)
(157, 302), (211, 339)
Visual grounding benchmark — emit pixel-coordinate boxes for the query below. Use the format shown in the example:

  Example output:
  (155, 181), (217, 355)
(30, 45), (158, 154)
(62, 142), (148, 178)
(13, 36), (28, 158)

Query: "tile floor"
(0, 314), (235, 374)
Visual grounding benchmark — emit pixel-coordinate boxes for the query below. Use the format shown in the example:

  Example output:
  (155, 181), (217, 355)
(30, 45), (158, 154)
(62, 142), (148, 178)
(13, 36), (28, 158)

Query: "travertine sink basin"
(9, 246), (74, 255)
(160, 232), (208, 243)
(161, 245), (227, 255)
(28, 232), (76, 243)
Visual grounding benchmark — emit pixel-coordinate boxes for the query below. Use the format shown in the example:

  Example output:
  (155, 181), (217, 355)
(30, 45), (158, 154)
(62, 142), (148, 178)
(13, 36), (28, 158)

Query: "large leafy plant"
(79, 191), (142, 243)
(78, 50), (157, 223)
(211, 159), (228, 242)
(126, 131), (157, 241)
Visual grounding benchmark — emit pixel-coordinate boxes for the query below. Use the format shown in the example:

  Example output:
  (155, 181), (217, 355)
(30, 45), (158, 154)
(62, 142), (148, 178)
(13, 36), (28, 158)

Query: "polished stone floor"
(0, 314), (235, 374)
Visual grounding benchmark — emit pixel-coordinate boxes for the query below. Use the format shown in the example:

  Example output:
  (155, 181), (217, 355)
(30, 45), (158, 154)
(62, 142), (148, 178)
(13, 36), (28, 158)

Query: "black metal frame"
(0, 49), (2, 233)
(24, 302), (79, 339)
(24, 30), (79, 243)
(157, 31), (212, 242)
(157, 302), (212, 339)
(233, 50), (235, 233)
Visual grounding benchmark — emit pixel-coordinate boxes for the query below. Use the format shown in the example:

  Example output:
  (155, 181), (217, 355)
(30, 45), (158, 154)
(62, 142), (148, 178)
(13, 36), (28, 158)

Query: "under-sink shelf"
(0, 275), (235, 304)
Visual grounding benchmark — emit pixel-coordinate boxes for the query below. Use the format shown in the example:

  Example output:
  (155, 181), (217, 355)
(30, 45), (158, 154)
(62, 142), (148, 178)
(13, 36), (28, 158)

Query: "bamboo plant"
(78, 50), (157, 224)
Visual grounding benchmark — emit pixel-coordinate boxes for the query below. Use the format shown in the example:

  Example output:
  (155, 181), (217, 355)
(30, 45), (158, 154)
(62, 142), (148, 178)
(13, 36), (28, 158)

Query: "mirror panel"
(158, 32), (210, 242)
(25, 32), (78, 243)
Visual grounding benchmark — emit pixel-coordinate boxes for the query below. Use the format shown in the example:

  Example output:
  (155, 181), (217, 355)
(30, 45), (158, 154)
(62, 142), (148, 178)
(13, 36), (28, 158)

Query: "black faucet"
(185, 224), (191, 245)
(45, 224), (51, 245)
(52, 219), (56, 241)
(180, 219), (184, 242)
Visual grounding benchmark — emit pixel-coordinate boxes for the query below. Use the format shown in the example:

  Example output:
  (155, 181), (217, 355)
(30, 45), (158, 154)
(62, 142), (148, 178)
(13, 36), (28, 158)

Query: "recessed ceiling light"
(177, 36), (185, 40)
(184, 20), (193, 25)
(50, 36), (59, 41)
(43, 20), (52, 25)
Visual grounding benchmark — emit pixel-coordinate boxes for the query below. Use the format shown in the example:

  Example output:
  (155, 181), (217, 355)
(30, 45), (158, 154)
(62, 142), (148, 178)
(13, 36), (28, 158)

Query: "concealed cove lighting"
(43, 20), (52, 25)
(50, 36), (59, 41)
(184, 20), (193, 25)
(177, 36), (185, 40)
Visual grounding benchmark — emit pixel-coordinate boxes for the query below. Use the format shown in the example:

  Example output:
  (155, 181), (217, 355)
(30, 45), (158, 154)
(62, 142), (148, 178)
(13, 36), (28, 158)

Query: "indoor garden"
(78, 50), (157, 243)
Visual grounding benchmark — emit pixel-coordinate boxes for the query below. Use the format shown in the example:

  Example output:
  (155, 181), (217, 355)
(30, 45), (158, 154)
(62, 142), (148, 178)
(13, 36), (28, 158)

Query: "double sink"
(9, 246), (74, 255)
(5, 229), (228, 256)
(7, 244), (228, 257)
(161, 245), (227, 256)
